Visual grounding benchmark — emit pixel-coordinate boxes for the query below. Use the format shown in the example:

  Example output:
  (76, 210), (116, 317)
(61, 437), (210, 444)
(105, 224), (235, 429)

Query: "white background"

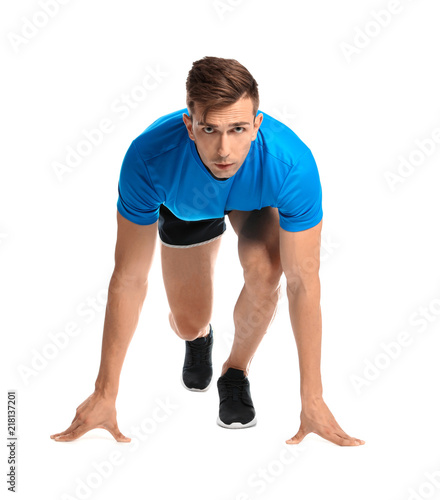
(1, 0), (440, 499)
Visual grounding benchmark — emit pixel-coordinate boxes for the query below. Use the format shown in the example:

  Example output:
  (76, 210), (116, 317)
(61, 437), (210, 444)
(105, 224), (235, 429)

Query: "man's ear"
(182, 113), (195, 141)
(251, 113), (263, 140)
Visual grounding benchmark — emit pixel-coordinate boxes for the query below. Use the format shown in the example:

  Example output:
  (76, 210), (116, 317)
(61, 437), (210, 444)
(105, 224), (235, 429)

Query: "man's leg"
(160, 236), (222, 341)
(158, 203), (225, 391)
(222, 207), (283, 377)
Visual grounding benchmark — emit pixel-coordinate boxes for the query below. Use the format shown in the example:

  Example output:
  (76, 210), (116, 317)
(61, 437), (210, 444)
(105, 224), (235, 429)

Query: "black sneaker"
(181, 324), (214, 392)
(217, 368), (257, 428)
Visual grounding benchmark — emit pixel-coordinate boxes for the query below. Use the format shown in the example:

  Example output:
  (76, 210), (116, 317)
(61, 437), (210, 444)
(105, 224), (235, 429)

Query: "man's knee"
(241, 248), (283, 292)
(170, 312), (210, 341)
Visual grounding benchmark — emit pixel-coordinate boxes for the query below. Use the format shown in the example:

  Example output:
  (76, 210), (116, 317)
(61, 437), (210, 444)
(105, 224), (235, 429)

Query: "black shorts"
(158, 204), (231, 248)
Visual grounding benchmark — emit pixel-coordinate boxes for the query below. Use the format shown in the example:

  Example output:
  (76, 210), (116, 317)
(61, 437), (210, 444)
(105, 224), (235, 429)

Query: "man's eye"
(202, 127), (245, 134)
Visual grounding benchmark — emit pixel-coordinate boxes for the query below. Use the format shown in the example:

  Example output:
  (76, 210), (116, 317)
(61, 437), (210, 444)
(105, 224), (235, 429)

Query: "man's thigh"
(158, 204), (224, 324)
(160, 237), (222, 324)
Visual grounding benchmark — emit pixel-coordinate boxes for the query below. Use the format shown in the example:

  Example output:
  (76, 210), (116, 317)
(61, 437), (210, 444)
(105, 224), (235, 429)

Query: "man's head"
(183, 56), (263, 180)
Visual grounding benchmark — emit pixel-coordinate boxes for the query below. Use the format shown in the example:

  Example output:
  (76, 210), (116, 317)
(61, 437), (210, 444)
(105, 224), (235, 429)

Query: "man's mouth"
(215, 163), (233, 168)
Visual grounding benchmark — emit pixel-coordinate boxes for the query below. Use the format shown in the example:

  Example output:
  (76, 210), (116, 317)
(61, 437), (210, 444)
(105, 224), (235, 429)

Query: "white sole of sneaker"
(180, 373), (213, 392)
(216, 416), (257, 429)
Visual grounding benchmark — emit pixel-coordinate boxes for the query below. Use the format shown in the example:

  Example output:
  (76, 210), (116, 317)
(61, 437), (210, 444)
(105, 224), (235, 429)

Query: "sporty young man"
(51, 56), (365, 447)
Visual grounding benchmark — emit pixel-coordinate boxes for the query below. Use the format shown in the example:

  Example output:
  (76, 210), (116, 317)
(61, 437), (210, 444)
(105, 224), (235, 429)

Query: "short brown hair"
(186, 56), (259, 123)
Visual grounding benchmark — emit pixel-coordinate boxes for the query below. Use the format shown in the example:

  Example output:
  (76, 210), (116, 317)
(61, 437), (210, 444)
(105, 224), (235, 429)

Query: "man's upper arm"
(113, 209), (158, 287)
(277, 148), (323, 233)
(279, 219), (322, 290)
(117, 140), (162, 226)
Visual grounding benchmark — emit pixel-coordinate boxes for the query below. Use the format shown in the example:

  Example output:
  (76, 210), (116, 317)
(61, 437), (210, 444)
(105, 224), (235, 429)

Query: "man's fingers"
(112, 431), (131, 443)
(53, 426), (90, 442)
(325, 418), (365, 445)
(52, 426), (131, 443)
(322, 430), (365, 447)
(285, 417), (366, 447)
(332, 435), (363, 446)
(50, 421), (81, 440)
(333, 428), (365, 446)
(343, 435), (365, 445)
(104, 424), (131, 443)
(53, 432), (78, 442)
(286, 426), (308, 445)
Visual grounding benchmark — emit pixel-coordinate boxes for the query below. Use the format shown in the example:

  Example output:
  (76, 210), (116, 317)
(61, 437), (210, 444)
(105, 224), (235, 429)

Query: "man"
(51, 56), (365, 446)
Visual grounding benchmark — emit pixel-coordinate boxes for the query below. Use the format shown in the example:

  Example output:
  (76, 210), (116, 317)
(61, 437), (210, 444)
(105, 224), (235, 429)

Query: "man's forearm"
(286, 279), (323, 402)
(94, 273), (148, 400)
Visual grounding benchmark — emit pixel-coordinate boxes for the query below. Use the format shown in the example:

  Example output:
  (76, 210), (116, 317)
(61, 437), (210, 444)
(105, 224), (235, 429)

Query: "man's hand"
(286, 397), (365, 447)
(50, 392), (131, 443)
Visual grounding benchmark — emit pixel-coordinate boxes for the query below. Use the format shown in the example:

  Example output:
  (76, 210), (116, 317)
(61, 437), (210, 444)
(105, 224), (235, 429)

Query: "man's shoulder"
(257, 110), (310, 167)
(132, 108), (189, 161)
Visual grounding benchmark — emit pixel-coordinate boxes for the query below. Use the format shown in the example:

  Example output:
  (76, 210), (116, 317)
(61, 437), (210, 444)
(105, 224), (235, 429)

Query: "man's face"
(182, 96), (263, 180)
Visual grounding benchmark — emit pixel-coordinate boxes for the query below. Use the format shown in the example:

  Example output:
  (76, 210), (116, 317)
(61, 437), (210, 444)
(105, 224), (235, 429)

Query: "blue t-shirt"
(117, 108), (323, 232)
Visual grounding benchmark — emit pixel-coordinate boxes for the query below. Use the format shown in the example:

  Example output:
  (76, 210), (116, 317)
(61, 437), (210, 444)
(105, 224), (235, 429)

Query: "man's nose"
(217, 134), (230, 158)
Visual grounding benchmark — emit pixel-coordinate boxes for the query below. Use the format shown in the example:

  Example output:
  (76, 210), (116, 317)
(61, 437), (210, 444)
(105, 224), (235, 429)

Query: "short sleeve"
(277, 148), (323, 232)
(116, 140), (163, 225)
